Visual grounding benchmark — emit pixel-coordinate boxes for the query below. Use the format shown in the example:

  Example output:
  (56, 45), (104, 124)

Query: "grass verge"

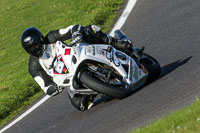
(133, 98), (200, 133)
(0, 0), (124, 128)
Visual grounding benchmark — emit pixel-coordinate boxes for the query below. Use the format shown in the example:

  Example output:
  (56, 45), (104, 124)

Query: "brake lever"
(131, 46), (140, 59)
(138, 46), (145, 56)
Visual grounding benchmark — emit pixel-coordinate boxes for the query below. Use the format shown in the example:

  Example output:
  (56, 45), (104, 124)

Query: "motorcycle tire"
(140, 53), (161, 80)
(79, 71), (131, 99)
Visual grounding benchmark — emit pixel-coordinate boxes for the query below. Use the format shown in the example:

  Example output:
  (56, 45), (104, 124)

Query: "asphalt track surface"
(3, 0), (200, 133)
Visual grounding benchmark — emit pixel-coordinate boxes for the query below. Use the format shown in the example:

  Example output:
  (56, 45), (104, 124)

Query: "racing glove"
(47, 84), (63, 96)
(71, 31), (83, 45)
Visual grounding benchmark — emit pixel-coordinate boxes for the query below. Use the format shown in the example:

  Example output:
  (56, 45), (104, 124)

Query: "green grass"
(0, 0), (124, 127)
(133, 98), (200, 133)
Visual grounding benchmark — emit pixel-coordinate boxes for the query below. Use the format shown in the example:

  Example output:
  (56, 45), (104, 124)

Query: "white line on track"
(0, 95), (50, 133)
(110, 0), (138, 36)
(0, 0), (137, 132)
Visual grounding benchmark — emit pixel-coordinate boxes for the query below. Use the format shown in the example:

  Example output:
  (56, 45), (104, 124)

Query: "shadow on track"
(160, 56), (193, 78)
(90, 56), (193, 109)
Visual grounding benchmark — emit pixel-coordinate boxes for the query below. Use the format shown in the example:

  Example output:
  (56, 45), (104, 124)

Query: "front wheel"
(140, 53), (161, 80)
(79, 71), (131, 99)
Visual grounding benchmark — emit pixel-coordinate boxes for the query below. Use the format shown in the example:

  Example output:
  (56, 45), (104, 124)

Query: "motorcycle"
(39, 30), (161, 109)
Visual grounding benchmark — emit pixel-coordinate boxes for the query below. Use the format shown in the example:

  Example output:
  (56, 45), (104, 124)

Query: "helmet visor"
(28, 42), (42, 57)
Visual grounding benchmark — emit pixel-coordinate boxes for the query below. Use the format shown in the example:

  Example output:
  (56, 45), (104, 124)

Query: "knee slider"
(91, 25), (101, 33)
(85, 25), (101, 36)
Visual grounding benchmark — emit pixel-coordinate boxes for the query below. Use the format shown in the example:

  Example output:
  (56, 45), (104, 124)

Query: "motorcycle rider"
(21, 24), (132, 111)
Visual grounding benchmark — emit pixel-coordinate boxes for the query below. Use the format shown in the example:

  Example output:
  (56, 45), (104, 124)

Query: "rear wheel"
(140, 53), (161, 80)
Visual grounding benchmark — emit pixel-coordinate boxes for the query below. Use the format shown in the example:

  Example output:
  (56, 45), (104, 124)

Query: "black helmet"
(21, 27), (46, 57)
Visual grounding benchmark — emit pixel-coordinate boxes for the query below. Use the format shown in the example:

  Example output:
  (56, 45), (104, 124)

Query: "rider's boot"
(110, 38), (132, 51)
(69, 94), (96, 111)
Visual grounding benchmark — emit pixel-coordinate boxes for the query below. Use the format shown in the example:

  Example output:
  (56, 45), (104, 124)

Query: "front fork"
(131, 46), (149, 74)
(129, 46), (145, 64)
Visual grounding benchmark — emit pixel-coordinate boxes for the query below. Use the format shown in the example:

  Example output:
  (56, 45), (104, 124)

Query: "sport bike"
(40, 30), (161, 107)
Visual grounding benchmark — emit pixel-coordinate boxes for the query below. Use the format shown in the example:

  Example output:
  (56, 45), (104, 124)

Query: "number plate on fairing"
(53, 55), (69, 74)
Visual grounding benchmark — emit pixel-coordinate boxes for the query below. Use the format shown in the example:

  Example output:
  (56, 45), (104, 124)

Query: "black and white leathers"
(28, 25), (132, 96)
